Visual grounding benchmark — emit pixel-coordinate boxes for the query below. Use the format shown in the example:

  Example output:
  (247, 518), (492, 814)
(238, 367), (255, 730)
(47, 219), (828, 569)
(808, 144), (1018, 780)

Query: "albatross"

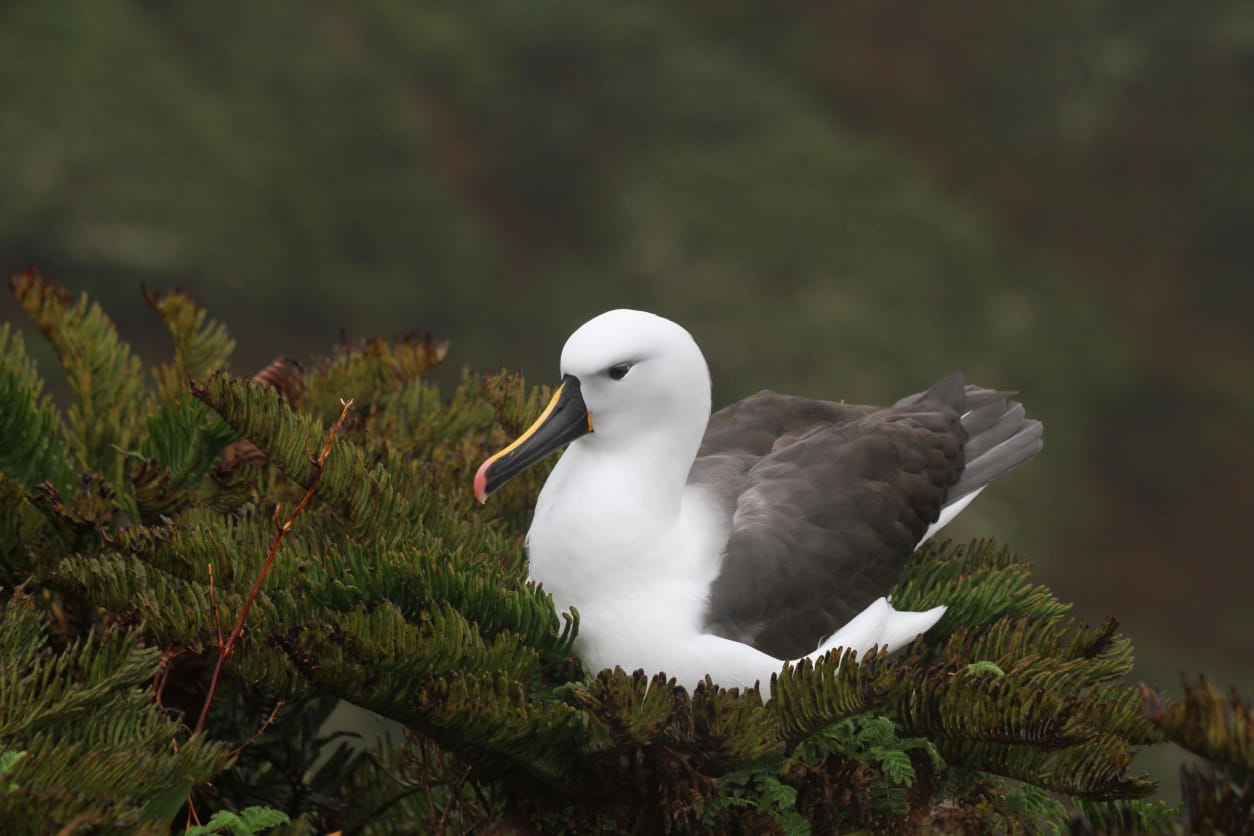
(475, 310), (1042, 690)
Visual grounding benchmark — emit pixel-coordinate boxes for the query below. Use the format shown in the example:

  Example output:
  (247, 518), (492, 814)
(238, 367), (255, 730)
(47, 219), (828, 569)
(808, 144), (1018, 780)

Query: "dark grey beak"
(474, 374), (591, 502)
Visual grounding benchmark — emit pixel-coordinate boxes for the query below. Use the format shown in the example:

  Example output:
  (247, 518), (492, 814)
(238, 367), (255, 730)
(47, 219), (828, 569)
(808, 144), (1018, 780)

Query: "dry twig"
(193, 399), (354, 734)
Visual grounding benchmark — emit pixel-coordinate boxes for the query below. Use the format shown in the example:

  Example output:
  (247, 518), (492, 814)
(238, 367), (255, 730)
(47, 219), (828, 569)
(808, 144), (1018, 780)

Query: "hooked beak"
(474, 374), (592, 503)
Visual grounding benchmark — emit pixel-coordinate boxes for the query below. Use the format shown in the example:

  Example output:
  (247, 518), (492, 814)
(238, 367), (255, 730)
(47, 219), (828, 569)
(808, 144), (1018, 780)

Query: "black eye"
(608, 362), (633, 381)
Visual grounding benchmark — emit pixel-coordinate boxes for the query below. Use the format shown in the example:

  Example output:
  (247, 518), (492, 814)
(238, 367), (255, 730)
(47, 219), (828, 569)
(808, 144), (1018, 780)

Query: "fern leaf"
(185, 805), (290, 835)
(0, 473), (53, 581)
(0, 324), (76, 497)
(194, 373), (420, 540)
(132, 394), (238, 520)
(9, 270), (148, 491)
(941, 735), (1155, 800)
(145, 287), (236, 400)
(770, 648), (889, 742)
(301, 332), (448, 428)
(1141, 676), (1254, 770)
(1071, 797), (1180, 833)
(893, 538), (1072, 636)
(0, 590), (232, 833)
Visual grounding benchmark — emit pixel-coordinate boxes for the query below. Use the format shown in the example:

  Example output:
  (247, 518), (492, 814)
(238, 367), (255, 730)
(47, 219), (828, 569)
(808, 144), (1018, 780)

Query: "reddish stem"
(207, 563), (223, 648)
(230, 700), (286, 757)
(153, 647), (177, 709)
(193, 399), (353, 735)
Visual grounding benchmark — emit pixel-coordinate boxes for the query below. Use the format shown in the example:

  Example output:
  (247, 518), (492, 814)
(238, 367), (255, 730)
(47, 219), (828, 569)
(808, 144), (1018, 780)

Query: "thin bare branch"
(229, 700), (286, 757)
(194, 399), (354, 735)
(207, 563), (223, 649)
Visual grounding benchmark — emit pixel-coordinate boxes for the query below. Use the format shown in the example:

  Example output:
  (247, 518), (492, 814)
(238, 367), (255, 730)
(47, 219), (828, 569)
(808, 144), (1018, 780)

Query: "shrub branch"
(193, 398), (354, 734)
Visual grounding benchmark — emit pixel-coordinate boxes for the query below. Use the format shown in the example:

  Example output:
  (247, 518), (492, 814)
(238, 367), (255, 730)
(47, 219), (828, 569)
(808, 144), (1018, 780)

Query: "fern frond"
(194, 374), (422, 541)
(0, 590), (231, 833)
(144, 287), (236, 400)
(288, 600), (542, 703)
(320, 543), (575, 660)
(414, 670), (582, 783)
(131, 395), (238, 521)
(1142, 676), (1254, 770)
(942, 734), (1154, 800)
(892, 538), (1072, 635)
(938, 613), (1135, 684)
(1071, 797), (1180, 833)
(0, 324), (76, 497)
(9, 270), (148, 492)
(301, 332), (448, 427)
(892, 665), (1091, 749)
(51, 551), (307, 698)
(571, 669), (695, 753)
(0, 473), (53, 582)
(770, 648), (889, 742)
(688, 679), (779, 765)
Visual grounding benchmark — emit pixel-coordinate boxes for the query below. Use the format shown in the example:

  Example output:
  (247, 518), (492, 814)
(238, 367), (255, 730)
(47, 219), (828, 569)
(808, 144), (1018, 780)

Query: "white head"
(560, 309), (712, 447)
(475, 309), (712, 501)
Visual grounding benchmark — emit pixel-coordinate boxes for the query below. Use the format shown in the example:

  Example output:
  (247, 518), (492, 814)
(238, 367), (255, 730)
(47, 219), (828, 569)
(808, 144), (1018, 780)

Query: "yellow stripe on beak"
(482, 381), (568, 471)
(474, 375), (594, 503)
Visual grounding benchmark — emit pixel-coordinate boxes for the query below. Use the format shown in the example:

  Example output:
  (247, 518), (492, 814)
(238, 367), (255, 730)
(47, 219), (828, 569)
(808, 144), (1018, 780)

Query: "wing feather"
(698, 375), (970, 659)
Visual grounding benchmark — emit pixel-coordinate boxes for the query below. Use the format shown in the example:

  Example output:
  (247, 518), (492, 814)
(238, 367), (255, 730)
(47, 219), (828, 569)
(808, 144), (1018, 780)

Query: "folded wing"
(695, 373), (1041, 660)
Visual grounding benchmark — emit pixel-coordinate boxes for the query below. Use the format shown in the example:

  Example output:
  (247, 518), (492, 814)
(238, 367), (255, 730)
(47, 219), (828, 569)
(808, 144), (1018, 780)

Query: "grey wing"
(698, 373), (1040, 661)
(698, 390), (877, 458)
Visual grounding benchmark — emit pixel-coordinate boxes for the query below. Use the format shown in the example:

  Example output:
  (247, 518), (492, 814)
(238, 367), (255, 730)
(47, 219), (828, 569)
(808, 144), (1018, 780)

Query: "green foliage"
(185, 805), (289, 836)
(993, 778), (1068, 832)
(0, 324), (76, 498)
(145, 287), (237, 400)
(966, 660), (1005, 676)
(793, 715), (944, 816)
(706, 771), (810, 835)
(1142, 675), (1254, 772)
(1071, 796), (1181, 834)
(1, 279), (1247, 832)
(0, 588), (232, 834)
(1, 750), (26, 792)
(3, 13), (1253, 791)
(10, 271), (147, 494)
(1140, 676), (1254, 831)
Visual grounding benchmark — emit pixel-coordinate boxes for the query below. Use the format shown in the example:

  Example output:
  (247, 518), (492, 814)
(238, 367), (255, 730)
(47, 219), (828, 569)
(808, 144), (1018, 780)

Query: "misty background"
(2, 0), (1251, 791)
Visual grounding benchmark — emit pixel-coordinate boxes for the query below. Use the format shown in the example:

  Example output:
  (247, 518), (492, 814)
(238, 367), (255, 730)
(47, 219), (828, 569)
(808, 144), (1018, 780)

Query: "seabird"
(475, 310), (1042, 690)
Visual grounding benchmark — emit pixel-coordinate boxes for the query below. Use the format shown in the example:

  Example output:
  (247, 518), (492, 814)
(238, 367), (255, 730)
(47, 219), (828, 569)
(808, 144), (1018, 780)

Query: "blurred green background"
(2, 0), (1251, 792)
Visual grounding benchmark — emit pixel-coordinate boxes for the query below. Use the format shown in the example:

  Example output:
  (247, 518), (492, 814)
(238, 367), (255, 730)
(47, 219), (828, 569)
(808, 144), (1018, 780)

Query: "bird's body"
(475, 310), (1042, 690)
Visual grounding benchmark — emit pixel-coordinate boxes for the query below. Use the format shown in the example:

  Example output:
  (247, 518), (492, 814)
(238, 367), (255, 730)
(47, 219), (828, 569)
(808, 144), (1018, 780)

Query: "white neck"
(574, 424), (701, 516)
(525, 410), (713, 613)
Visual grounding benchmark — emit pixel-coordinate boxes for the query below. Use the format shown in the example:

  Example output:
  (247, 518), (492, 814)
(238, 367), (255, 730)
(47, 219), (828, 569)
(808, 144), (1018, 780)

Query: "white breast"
(526, 445), (728, 675)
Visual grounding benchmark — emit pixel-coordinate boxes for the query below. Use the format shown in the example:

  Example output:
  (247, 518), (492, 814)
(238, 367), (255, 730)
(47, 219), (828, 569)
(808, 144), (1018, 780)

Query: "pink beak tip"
(473, 460), (490, 504)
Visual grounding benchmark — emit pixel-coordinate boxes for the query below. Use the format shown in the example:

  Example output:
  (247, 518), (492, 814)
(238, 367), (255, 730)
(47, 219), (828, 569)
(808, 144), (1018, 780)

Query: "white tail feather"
(919, 486), (983, 545)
